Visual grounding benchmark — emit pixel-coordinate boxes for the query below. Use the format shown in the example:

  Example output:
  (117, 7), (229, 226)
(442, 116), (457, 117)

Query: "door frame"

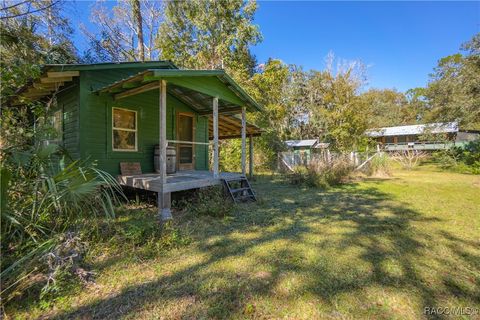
(176, 112), (195, 170)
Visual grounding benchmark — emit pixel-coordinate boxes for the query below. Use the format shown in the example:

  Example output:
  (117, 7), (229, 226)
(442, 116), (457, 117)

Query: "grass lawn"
(11, 166), (480, 319)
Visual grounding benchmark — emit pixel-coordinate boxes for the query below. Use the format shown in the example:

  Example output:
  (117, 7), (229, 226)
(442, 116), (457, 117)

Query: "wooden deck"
(118, 170), (244, 193)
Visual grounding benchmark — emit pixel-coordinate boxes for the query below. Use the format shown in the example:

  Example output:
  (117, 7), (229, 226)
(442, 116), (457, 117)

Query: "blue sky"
(67, 1), (479, 92)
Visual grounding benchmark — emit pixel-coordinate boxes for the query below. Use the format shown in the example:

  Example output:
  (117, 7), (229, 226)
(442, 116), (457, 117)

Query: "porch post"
(213, 97), (219, 178)
(241, 106), (246, 175)
(249, 134), (254, 179)
(158, 79), (172, 221)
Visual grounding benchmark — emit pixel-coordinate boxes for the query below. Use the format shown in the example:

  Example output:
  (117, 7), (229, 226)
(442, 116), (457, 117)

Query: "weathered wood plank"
(241, 106), (246, 175)
(117, 171), (243, 193)
(158, 79), (171, 220)
(114, 81), (159, 100)
(47, 71), (79, 78)
(213, 97), (219, 178)
(40, 76), (72, 84)
(199, 106), (242, 115)
(249, 135), (254, 178)
(120, 162), (142, 175)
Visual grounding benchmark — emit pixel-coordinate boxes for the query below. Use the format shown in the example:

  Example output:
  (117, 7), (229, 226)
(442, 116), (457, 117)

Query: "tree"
(157, 0), (262, 170)
(249, 59), (292, 168)
(82, 0), (162, 62)
(359, 89), (412, 128)
(426, 33), (480, 129)
(0, 0), (76, 102)
(0, 0), (60, 20)
(404, 87), (429, 123)
(131, 0), (144, 61)
(157, 0), (261, 83)
(297, 55), (369, 152)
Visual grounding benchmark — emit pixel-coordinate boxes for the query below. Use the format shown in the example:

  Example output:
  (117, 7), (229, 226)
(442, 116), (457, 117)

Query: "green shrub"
(181, 186), (233, 217)
(87, 205), (192, 258)
(1, 144), (124, 305)
(433, 140), (480, 174)
(433, 149), (459, 169)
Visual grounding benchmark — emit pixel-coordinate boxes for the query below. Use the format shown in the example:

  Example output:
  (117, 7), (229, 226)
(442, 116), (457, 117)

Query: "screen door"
(177, 113), (194, 170)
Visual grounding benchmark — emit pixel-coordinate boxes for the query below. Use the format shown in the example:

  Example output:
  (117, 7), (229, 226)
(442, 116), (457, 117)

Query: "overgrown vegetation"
(1, 1), (479, 317)
(179, 186), (234, 218)
(366, 152), (392, 177)
(433, 140), (480, 174)
(6, 167), (479, 319)
(287, 156), (354, 188)
(88, 204), (192, 260)
(0, 142), (124, 305)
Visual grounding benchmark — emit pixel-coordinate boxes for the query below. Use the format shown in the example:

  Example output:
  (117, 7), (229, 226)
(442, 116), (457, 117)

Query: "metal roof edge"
(46, 60), (178, 71)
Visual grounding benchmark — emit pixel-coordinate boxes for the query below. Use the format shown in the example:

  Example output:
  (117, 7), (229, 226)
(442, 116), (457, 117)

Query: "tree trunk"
(131, 0), (144, 61)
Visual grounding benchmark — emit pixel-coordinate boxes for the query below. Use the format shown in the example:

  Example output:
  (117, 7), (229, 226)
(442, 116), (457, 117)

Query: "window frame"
(112, 107), (138, 152)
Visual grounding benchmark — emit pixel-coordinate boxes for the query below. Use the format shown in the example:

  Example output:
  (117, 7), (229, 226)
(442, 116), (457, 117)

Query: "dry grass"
(6, 166), (480, 319)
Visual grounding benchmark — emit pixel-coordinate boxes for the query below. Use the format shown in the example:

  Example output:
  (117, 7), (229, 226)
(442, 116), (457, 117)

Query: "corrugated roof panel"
(366, 122), (459, 137)
(284, 139), (318, 148)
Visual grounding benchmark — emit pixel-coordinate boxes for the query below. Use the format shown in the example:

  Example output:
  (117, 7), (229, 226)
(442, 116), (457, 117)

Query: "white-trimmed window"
(112, 107), (137, 151)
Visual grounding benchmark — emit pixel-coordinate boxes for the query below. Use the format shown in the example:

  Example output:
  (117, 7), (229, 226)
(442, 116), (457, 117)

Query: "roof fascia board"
(47, 61), (177, 72)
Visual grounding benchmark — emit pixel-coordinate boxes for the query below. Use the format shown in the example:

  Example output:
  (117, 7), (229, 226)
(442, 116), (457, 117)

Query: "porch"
(97, 69), (263, 220)
(381, 141), (455, 151)
(118, 170), (244, 193)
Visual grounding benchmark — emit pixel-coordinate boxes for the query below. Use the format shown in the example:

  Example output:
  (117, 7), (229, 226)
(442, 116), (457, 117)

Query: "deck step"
(237, 194), (255, 201)
(223, 176), (247, 182)
(230, 187), (250, 193)
(222, 176), (256, 203)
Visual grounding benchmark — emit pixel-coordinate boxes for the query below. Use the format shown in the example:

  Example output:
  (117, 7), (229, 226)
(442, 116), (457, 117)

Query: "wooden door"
(177, 113), (195, 170)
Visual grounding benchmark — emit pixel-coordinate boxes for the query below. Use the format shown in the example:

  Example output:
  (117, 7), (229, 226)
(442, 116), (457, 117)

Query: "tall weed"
(180, 186), (233, 217)
(1, 143), (124, 304)
(287, 156), (354, 188)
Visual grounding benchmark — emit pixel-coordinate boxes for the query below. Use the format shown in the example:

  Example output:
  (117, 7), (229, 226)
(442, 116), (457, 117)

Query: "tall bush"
(433, 140), (480, 174)
(1, 143), (124, 304)
(287, 156), (354, 188)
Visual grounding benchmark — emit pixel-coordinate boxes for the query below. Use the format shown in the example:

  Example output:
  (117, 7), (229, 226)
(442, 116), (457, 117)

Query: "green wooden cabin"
(16, 61), (262, 176)
(16, 61), (263, 219)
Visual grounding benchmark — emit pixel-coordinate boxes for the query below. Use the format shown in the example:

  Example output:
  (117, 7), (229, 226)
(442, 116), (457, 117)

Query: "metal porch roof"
(366, 122), (459, 137)
(96, 69), (263, 113)
(208, 114), (262, 140)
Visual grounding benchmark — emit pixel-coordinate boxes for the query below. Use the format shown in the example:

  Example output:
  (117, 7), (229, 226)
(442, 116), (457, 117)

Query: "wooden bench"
(120, 162), (142, 176)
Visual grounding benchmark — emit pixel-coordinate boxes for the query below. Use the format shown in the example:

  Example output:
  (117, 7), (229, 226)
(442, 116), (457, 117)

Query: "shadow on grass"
(48, 174), (479, 319)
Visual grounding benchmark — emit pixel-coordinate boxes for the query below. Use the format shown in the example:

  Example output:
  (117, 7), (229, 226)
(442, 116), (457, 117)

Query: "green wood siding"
(55, 78), (80, 159)
(78, 69), (209, 175)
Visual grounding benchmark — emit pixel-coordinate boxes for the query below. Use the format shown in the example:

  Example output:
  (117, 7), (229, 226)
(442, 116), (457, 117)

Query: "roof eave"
(151, 69), (263, 112)
(46, 60), (178, 71)
(97, 69), (263, 113)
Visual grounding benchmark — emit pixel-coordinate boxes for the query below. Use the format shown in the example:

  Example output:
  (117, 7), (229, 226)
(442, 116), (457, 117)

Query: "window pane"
(178, 115), (193, 141)
(179, 146), (193, 164)
(113, 130), (136, 150)
(113, 109), (136, 129)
